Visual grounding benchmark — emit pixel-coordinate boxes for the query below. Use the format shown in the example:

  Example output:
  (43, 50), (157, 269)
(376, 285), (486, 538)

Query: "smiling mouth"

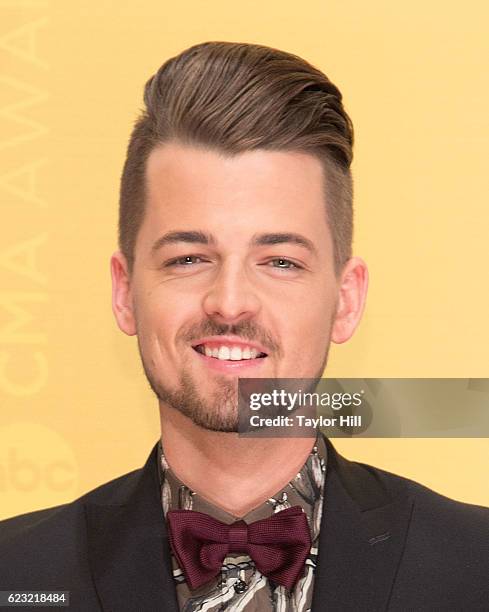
(192, 344), (268, 361)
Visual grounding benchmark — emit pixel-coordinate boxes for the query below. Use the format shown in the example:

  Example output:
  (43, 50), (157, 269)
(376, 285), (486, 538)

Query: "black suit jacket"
(1, 437), (488, 611)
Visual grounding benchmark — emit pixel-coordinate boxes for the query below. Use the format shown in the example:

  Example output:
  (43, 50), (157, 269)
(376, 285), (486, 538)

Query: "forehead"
(142, 141), (331, 248)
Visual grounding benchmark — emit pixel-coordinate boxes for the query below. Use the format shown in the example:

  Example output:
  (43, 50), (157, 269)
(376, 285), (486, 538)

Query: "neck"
(159, 404), (316, 517)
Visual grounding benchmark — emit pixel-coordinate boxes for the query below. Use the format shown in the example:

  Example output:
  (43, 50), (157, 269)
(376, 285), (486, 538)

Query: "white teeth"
(230, 346), (242, 360)
(198, 344), (265, 360)
(218, 346), (230, 360)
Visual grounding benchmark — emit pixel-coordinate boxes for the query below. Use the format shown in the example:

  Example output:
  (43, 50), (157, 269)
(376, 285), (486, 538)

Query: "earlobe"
(110, 251), (137, 336)
(331, 257), (369, 345)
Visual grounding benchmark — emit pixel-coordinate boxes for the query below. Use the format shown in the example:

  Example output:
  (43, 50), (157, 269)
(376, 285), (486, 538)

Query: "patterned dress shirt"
(157, 435), (327, 612)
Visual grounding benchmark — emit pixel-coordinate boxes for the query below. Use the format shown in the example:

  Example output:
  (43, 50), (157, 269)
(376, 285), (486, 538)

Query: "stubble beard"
(144, 360), (240, 432)
(136, 338), (332, 433)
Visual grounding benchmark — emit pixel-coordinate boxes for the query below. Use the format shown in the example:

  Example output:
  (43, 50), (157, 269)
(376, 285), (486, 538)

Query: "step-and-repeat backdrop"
(1, 1), (488, 519)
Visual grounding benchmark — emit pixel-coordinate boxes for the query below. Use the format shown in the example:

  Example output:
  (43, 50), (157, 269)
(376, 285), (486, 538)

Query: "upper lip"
(191, 336), (269, 356)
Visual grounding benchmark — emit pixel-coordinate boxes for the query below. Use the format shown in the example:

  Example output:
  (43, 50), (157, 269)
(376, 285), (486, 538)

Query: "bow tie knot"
(167, 506), (311, 591)
(228, 520), (249, 551)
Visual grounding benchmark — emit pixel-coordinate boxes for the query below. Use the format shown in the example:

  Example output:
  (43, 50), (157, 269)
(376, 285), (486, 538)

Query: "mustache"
(179, 319), (282, 357)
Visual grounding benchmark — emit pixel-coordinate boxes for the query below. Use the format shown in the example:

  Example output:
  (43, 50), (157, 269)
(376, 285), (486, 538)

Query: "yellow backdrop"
(1, 0), (488, 520)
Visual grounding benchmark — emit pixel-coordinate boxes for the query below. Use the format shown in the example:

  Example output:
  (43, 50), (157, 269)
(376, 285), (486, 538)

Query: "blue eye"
(163, 256), (301, 271)
(167, 255), (204, 266)
(270, 258), (299, 269)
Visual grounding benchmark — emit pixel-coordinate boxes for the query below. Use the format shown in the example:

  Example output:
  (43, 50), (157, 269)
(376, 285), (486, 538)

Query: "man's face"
(112, 142), (359, 431)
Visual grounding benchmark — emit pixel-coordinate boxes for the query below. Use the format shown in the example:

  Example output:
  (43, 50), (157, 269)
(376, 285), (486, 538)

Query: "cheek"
(134, 294), (184, 348)
(151, 291), (204, 353)
(285, 286), (334, 327)
(282, 291), (334, 351)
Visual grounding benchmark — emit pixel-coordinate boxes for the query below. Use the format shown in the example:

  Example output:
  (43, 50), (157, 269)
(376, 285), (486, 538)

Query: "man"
(1, 41), (488, 611)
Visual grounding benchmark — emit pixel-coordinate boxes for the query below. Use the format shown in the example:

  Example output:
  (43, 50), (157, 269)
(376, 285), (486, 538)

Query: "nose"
(202, 258), (261, 324)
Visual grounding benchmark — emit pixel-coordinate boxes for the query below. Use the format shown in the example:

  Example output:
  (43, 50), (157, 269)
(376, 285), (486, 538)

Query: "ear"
(110, 251), (137, 336)
(331, 256), (369, 344)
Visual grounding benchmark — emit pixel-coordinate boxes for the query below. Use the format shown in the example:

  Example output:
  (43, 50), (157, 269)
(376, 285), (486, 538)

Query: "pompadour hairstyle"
(119, 41), (354, 275)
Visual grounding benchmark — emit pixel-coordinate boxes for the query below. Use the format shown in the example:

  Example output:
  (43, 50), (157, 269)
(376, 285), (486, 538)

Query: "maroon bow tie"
(166, 505), (311, 591)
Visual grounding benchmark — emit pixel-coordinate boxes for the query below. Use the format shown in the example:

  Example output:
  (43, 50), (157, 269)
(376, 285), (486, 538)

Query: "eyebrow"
(151, 230), (317, 257)
(250, 232), (318, 257)
(151, 231), (216, 253)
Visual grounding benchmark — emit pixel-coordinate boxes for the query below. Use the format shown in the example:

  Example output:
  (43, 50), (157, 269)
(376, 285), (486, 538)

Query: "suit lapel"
(85, 443), (179, 612)
(312, 438), (414, 611)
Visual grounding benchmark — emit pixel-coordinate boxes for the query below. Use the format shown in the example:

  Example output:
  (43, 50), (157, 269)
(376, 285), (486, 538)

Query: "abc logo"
(0, 422), (78, 520)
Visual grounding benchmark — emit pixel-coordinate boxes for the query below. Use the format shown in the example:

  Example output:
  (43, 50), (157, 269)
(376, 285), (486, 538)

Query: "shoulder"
(327, 438), (489, 524)
(0, 466), (144, 589)
(336, 453), (489, 604)
(350, 455), (489, 526)
(327, 436), (489, 550)
(0, 467), (142, 543)
(347, 458), (489, 569)
(367, 464), (489, 603)
(364, 459), (488, 521)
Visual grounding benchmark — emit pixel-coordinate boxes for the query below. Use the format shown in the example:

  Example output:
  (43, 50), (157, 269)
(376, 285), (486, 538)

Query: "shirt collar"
(157, 434), (327, 539)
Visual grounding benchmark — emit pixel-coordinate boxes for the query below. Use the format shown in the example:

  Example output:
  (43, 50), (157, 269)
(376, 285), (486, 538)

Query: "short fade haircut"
(119, 41), (354, 276)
